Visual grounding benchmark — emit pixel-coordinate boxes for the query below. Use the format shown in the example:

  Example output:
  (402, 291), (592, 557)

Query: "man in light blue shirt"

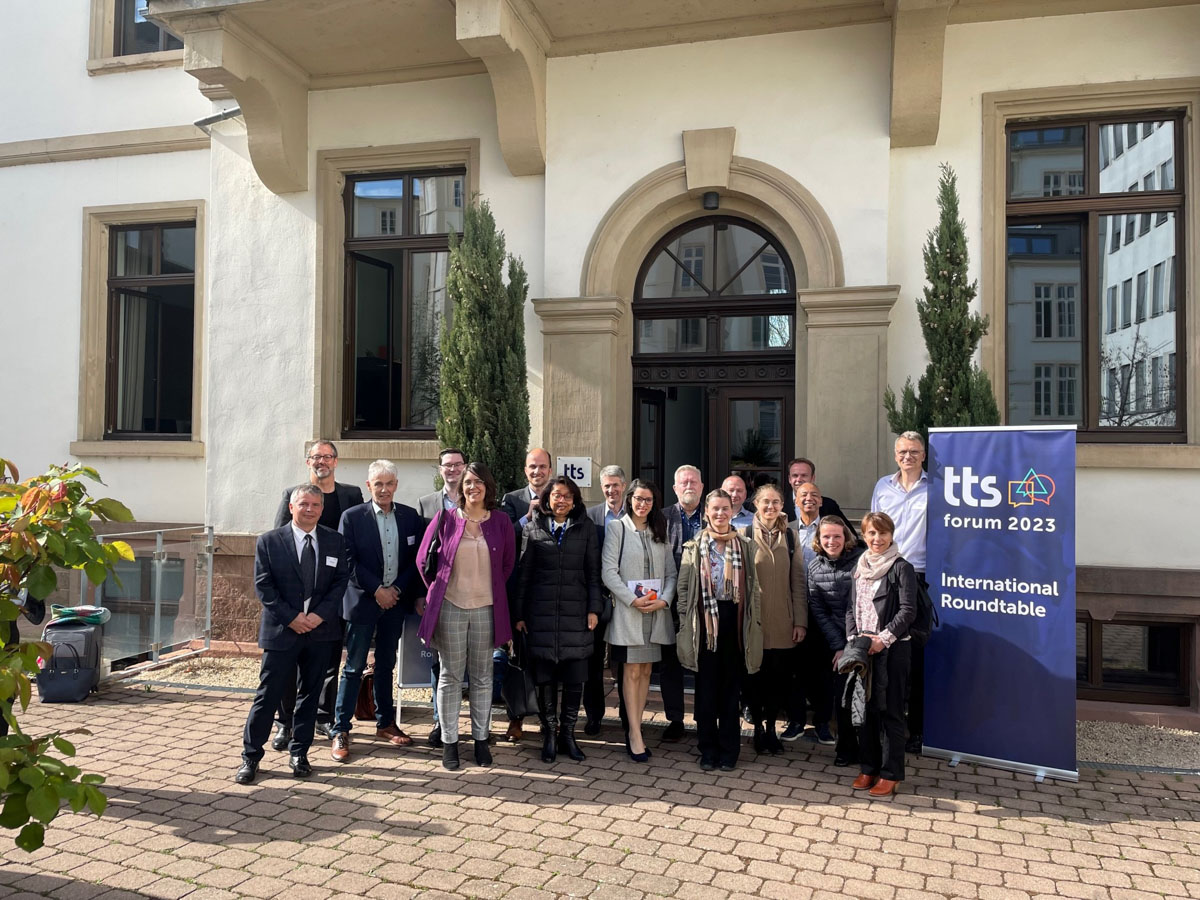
(723, 475), (754, 530)
(868, 430), (929, 753)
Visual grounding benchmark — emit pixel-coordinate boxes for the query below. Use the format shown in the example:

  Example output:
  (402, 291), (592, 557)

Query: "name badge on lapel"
(407, 535), (416, 546)
(325, 556), (338, 568)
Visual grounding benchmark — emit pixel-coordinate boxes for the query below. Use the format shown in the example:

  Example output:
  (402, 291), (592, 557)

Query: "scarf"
(853, 543), (900, 583)
(698, 527), (743, 652)
(752, 514), (785, 551)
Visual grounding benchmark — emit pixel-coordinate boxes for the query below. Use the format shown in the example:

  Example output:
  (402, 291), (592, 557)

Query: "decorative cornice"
(533, 297), (624, 336)
(798, 285), (900, 328)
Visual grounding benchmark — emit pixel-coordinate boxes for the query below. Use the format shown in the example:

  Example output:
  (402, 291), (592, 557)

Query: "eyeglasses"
(308, 454), (335, 462)
(439, 462), (465, 470)
(630, 495), (654, 506)
(896, 450), (923, 458)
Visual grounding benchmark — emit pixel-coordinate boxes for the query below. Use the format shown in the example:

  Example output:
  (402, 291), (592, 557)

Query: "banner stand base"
(923, 746), (1078, 783)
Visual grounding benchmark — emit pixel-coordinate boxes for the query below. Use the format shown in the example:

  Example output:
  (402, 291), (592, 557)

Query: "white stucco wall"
(0, 150), (210, 523)
(1, 5), (210, 142)
(543, 24), (893, 298)
(203, 76), (546, 534)
(884, 5), (1200, 568)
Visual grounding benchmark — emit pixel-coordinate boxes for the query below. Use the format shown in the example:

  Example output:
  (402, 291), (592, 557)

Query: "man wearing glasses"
(869, 430), (929, 755)
(418, 448), (466, 522)
(270, 440), (364, 750)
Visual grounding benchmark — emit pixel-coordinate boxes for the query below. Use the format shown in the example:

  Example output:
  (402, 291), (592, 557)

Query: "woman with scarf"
(514, 475), (603, 764)
(740, 483), (805, 756)
(676, 489), (763, 771)
(806, 515), (864, 768)
(845, 511), (917, 797)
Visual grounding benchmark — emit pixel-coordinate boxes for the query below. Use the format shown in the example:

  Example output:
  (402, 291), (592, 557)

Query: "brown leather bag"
(354, 667), (376, 721)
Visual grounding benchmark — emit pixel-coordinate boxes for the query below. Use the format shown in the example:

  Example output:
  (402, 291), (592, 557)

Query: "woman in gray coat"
(602, 480), (677, 762)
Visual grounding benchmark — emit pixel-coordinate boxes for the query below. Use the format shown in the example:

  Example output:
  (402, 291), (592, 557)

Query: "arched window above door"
(634, 216), (797, 356)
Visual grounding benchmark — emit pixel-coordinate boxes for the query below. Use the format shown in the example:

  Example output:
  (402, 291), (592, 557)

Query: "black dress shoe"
(313, 722), (335, 740)
(834, 754), (859, 767)
(662, 720), (685, 742)
(289, 753), (312, 777)
(584, 719), (601, 736)
(699, 757), (716, 771)
(271, 725), (291, 752)
(905, 734), (923, 755)
(428, 725), (443, 748)
(234, 760), (258, 784)
(719, 761), (737, 772)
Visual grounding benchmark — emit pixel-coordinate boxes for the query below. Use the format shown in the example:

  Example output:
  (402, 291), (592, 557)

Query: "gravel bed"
(124, 656), (1200, 770)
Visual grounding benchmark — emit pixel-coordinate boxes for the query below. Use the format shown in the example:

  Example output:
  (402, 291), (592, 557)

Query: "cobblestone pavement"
(2, 682), (1199, 900)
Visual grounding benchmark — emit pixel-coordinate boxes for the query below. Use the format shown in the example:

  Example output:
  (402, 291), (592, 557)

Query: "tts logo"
(943, 467), (1002, 508)
(562, 462), (587, 481)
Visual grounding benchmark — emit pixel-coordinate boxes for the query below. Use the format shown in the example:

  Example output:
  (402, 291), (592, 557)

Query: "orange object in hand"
(643, 590), (658, 603)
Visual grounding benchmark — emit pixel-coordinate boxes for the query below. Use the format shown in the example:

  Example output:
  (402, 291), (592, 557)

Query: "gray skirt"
(623, 614), (661, 664)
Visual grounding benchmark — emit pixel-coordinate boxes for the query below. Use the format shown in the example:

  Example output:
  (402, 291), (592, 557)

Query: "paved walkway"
(2, 682), (1199, 900)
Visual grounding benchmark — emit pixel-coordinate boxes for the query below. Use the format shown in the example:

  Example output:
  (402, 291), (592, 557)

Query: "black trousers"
(859, 640), (911, 782)
(694, 601), (743, 765)
(583, 627), (607, 726)
(276, 625), (343, 729)
(794, 630), (833, 727)
(749, 646), (797, 724)
(244, 637), (335, 762)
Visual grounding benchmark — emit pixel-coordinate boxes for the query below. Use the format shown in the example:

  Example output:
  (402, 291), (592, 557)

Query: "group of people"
(236, 433), (930, 800)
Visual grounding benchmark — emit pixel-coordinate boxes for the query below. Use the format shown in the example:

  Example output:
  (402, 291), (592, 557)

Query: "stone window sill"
(87, 50), (184, 76)
(1076, 443), (1200, 470)
(70, 440), (204, 459)
(328, 440), (441, 461)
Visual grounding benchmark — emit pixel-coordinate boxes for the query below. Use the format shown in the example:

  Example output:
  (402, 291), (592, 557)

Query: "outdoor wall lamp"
(702, 191), (720, 210)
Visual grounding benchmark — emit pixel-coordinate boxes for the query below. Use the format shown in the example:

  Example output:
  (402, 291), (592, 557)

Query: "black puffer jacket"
(514, 508), (604, 662)
(807, 546), (864, 652)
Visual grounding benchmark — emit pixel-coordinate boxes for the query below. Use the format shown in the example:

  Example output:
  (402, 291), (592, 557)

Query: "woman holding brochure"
(602, 480), (677, 763)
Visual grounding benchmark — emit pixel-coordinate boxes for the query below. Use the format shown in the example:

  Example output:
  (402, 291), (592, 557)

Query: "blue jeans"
(430, 646), (510, 724)
(333, 606), (405, 734)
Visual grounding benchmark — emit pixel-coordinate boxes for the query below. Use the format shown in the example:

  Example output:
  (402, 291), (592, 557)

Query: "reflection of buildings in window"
(117, 0), (183, 56)
(679, 244), (704, 290)
(761, 252), (784, 293)
(379, 208), (397, 234)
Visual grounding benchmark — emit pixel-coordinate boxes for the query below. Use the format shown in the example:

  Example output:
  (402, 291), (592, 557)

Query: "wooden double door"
(634, 378), (794, 506)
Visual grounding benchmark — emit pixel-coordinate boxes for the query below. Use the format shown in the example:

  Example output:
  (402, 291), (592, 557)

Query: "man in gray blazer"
(583, 464), (627, 734)
(417, 448), (465, 522)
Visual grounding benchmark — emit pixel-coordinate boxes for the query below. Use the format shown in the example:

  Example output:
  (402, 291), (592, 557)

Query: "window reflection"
(637, 319), (706, 353)
(1008, 126), (1084, 199)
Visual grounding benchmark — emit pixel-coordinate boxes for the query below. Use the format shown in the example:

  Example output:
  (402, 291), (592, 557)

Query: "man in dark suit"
(496, 447), (553, 742)
(500, 447), (551, 526)
(236, 484), (351, 783)
(417, 448), (465, 522)
(271, 440), (364, 750)
(330, 460), (423, 762)
(659, 464), (704, 742)
(583, 464), (626, 734)
(784, 457), (856, 537)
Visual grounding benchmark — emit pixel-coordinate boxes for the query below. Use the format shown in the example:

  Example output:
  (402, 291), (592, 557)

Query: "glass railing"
(41, 526), (213, 676)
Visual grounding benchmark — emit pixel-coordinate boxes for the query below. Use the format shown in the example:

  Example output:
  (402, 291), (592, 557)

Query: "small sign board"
(556, 456), (592, 487)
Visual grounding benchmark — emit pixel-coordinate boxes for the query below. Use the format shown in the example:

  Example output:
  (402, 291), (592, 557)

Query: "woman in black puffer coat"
(806, 515), (864, 768)
(515, 475), (603, 763)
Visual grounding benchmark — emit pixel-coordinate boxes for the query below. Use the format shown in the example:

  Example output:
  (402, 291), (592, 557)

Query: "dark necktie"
(300, 534), (316, 611)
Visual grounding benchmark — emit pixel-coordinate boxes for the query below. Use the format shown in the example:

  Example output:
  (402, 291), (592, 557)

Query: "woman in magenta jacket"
(418, 462), (515, 770)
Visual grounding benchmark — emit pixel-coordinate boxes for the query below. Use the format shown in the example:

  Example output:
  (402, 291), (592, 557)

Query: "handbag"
(501, 632), (539, 719)
(354, 666), (376, 722)
(422, 510), (443, 584)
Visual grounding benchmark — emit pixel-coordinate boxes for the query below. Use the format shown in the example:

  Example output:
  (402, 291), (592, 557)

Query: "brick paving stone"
(12, 684), (1200, 900)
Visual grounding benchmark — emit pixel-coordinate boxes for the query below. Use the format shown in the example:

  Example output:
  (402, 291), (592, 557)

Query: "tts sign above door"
(556, 456), (592, 487)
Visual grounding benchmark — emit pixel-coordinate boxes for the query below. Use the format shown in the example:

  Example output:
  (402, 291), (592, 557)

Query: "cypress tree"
(885, 163), (1001, 446)
(437, 199), (530, 493)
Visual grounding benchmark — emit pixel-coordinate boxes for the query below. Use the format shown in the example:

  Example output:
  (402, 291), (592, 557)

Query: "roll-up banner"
(923, 426), (1077, 782)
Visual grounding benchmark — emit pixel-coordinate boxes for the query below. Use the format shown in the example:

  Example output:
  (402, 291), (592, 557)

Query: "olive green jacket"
(675, 533), (764, 675)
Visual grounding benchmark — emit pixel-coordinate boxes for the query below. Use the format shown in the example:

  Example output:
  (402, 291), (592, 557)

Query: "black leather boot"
(557, 683), (586, 762)
(442, 741), (460, 771)
(537, 683), (558, 763)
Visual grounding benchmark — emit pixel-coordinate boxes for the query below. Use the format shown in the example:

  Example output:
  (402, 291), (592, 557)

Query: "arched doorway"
(631, 215), (799, 501)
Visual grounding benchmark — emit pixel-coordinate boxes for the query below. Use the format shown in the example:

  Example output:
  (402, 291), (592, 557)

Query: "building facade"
(3, 0), (1199, 721)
